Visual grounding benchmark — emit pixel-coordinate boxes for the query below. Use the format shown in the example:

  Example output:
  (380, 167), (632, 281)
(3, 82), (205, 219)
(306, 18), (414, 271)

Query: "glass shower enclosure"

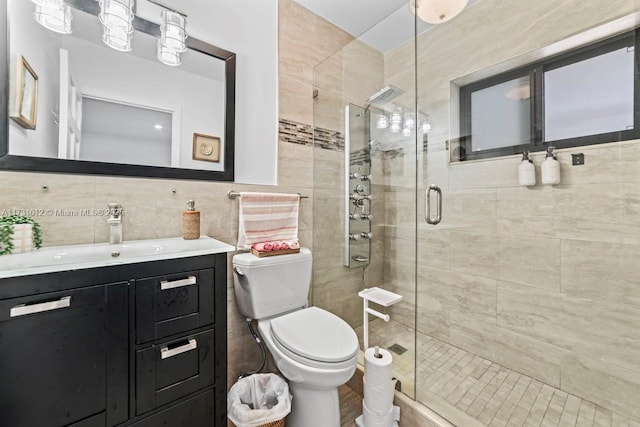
(313, 0), (640, 425)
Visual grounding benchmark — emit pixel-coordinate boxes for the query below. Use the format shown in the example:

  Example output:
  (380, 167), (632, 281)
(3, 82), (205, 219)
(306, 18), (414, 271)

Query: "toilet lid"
(270, 307), (359, 363)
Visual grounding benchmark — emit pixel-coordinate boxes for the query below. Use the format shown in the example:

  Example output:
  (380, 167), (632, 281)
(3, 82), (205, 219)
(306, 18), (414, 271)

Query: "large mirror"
(0, 0), (235, 180)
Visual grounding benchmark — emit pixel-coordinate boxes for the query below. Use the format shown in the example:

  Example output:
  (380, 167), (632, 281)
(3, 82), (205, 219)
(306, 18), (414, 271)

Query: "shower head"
(365, 85), (404, 108)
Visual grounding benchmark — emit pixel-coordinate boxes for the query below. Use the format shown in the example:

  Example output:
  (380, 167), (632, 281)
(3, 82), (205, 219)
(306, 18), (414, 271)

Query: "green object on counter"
(0, 215), (43, 255)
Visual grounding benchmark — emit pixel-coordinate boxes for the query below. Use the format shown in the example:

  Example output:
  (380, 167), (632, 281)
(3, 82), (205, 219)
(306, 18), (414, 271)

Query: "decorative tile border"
(279, 119), (314, 146)
(278, 118), (404, 159)
(279, 118), (344, 151)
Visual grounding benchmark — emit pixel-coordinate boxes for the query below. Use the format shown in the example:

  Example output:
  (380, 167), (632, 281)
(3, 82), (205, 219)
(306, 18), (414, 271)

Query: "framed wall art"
(11, 56), (38, 130)
(192, 133), (221, 163)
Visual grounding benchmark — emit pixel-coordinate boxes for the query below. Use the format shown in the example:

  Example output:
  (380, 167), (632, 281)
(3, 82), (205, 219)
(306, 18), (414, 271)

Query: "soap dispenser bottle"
(518, 150), (536, 186)
(542, 146), (561, 185)
(182, 200), (200, 240)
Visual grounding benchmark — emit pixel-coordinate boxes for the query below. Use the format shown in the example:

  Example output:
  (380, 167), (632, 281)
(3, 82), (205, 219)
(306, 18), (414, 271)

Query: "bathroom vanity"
(0, 237), (233, 427)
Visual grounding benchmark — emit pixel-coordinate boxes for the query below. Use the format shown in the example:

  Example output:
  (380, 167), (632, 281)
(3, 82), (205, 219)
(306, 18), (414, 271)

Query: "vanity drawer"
(131, 390), (214, 427)
(135, 268), (215, 344)
(135, 329), (215, 415)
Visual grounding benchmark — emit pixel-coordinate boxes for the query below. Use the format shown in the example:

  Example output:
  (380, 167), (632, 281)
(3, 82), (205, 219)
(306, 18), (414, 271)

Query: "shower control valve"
(349, 213), (372, 220)
(360, 232), (373, 240)
(349, 234), (362, 241)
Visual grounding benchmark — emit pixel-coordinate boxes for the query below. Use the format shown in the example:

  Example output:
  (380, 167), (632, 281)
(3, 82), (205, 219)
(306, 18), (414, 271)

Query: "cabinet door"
(131, 390), (214, 427)
(135, 269), (214, 344)
(0, 282), (128, 427)
(136, 329), (215, 415)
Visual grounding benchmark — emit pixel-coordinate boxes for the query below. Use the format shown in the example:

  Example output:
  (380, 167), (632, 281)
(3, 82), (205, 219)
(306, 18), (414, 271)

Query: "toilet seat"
(269, 307), (359, 370)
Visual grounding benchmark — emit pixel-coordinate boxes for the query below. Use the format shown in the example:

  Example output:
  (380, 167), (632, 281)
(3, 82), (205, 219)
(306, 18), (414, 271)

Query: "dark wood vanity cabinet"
(0, 254), (227, 427)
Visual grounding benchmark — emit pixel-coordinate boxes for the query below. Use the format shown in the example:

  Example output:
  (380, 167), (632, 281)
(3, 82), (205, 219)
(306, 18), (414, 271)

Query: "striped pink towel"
(237, 192), (300, 250)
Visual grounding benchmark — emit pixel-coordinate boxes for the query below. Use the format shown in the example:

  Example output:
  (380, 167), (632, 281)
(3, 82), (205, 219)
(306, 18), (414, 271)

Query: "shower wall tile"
(561, 353), (640, 421)
(561, 239), (640, 298)
(449, 313), (565, 388)
(417, 228), (451, 271)
(313, 88), (344, 133)
(450, 231), (500, 280)
(278, 0), (353, 125)
(442, 189), (497, 233)
(279, 73), (314, 125)
(496, 282), (640, 374)
(498, 236), (561, 292)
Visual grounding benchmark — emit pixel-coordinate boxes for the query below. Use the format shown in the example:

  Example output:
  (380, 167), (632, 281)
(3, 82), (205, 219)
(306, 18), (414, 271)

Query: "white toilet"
(232, 248), (358, 427)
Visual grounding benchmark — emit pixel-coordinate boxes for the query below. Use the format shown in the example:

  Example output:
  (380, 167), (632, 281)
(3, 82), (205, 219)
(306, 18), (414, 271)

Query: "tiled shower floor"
(355, 319), (640, 427)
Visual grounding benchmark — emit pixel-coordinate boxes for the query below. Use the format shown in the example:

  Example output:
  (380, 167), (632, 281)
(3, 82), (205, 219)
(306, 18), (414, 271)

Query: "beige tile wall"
(383, 0), (640, 420)
(311, 27), (388, 331)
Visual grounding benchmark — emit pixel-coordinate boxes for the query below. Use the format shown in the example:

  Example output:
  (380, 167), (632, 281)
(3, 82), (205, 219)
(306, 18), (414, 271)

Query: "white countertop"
(0, 236), (235, 279)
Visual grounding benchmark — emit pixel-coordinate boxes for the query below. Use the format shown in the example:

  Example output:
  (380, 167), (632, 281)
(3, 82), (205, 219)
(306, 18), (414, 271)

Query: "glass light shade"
(157, 39), (182, 66)
(160, 10), (187, 53)
(102, 26), (132, 52)
(33, 0), (72, 34)
(402, 127), (412, 137)
(403, 112), (416, 129)
(390, 108), (403, 125)
(376, 114), (389, 129)
(410, 0), (469, 24)
(390, 122), (401, 133)
(99, 0), (134, 33)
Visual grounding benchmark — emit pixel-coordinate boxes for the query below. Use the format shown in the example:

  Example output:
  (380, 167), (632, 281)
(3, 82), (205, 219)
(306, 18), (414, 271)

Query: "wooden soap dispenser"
(182, 200), (200, 240)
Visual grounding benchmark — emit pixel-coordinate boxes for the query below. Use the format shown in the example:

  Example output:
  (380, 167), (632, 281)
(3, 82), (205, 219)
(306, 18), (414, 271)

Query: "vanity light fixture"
(31, 0), (72, 34)
(157, 9), (188, 66)
(99, 0), (134, 52)
(410, 0), (468, 24)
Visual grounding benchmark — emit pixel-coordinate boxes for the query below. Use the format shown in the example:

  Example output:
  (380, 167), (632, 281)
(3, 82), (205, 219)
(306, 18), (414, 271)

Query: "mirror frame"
(0, 0), (236, 181)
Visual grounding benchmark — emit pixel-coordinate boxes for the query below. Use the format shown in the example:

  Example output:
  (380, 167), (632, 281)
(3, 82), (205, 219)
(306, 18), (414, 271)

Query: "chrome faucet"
(107, 203), (123, 244)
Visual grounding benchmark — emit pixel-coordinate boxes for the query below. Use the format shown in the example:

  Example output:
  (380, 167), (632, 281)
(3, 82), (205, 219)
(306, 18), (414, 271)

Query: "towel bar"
(227, 191), (308, 200)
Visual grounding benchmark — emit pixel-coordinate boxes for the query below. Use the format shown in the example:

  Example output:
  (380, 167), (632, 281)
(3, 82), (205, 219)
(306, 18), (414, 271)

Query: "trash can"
(228, 373), (292, 427)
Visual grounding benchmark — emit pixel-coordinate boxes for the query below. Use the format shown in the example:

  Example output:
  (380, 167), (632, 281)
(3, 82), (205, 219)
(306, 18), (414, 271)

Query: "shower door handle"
(425, 185), (442, 225)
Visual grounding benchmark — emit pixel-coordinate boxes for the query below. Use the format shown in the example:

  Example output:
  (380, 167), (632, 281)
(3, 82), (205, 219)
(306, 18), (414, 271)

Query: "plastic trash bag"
(227, 373), (292, 427)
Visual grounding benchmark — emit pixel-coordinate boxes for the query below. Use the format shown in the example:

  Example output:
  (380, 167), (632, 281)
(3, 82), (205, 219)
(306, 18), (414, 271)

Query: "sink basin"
(0, 236), (235, 279)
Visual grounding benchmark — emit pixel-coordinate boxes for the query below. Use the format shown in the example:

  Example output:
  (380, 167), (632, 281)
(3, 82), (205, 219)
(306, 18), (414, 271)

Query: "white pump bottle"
(541, 146), (561, 185)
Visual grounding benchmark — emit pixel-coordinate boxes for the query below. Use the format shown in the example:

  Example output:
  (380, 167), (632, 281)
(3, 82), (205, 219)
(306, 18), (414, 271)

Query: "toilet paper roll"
(362, 399), (396, 427)
(364, 347), (395, 415)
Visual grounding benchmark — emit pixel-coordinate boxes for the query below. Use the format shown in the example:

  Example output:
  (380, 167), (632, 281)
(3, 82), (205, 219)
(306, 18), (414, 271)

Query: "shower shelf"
(358, 287), (403, 307)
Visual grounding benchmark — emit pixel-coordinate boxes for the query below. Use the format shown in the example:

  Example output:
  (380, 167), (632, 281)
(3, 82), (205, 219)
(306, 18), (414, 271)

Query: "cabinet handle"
(160, 275), (197, 290)
(161, 339), (197, 359)
(10, 296), (71, 317)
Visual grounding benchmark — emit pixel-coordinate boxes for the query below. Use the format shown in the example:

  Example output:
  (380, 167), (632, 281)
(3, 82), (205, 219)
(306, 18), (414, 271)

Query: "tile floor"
(353, 319), (640, 427)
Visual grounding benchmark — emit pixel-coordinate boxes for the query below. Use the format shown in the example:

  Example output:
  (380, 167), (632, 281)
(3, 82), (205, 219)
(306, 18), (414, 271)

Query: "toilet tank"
(232, 248), (312, 320)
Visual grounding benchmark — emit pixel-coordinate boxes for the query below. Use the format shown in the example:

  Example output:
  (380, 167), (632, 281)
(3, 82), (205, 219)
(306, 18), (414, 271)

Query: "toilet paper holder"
(358, 287), (403, 350)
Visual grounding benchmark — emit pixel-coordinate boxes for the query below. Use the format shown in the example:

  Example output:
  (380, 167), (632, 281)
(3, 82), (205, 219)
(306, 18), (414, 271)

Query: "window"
(457, 30), (640, 161)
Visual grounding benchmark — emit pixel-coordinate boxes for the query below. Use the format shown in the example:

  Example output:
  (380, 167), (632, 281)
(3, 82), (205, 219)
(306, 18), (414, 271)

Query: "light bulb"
(390, 122), (401, 133)
(376, 114), (389, 129)
(402, 127), (412, 137)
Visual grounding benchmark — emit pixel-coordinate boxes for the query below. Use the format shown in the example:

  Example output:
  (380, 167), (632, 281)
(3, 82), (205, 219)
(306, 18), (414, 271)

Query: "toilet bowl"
(258, 307), (358, 427)
(232, 249), (359, 427)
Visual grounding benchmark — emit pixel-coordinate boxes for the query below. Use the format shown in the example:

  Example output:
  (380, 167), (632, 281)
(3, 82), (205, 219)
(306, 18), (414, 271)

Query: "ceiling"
(293, 0), (482, 53)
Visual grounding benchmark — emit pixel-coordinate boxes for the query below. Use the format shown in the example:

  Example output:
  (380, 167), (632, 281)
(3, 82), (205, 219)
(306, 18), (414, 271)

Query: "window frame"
(458, 29), (640, 162)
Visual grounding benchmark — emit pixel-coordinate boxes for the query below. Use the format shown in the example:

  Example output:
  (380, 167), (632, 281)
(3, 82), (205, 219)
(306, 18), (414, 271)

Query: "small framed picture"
(192, 133), (221, 163)
(11, 56), (38, 130)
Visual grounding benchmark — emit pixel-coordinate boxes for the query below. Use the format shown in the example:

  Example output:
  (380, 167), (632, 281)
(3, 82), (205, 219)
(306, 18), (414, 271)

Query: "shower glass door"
(312, 18), (418, 398)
